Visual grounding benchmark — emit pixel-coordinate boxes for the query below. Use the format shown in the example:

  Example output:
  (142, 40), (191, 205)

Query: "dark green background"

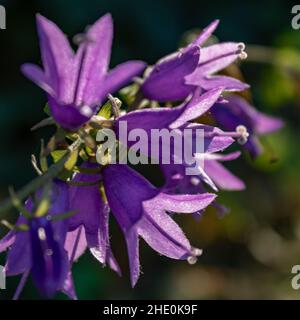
(0, 0), (299, 299)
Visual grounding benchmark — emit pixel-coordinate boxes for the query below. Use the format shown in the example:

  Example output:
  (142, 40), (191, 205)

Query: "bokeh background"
(0, 0), (300, 299)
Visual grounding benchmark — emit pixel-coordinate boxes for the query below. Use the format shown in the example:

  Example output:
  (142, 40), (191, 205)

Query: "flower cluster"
(0, 13), (283, 299)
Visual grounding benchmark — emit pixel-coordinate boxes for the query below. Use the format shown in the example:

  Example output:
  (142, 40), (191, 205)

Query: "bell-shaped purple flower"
(102, 164), (216, 286)
(0, 180), (71, 298)
(67, 162), (120, 274)
(21, 13), (146, 131)
(141, 20), (249, 102)
(115, 88), (236, 190)
(211, 95), (284, 157)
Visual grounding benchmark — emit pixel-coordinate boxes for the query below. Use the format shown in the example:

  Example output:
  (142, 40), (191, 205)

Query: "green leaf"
(64, 149), (79, 171)
(98, 101), (112, 119)
(51, 150), (68, 163)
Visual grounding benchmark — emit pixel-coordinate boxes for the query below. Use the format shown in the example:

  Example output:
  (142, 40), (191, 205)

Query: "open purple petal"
(21, 63), (54, 96)
(0, 231), (15, 253)
(36, 14), (75, 103)
(102, 60), (146, 100)
(76, 13), (113, 106)
(153, 192), (216, 213)
(189, 20), (219, 47)
(65, 227), (87, 262)
(69, 162), (108, 264)
(195, 42), (242, 75)
(204, 160), (245, 190)
(170, 88), (223, 128)
(124, 229), (140, 287)
(186, 75), (249, 92)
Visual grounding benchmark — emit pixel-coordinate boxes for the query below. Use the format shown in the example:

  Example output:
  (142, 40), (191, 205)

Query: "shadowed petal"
(0, 231), (15, 253)
(254, 112), (284, 135)
(142, 46), (199, 101)
(30, 217), (69, 297)
(103, 164), (159, 230)
(48, 96), (90, 131)
(62, 271), (77, 300)
(184, 123), (234, 153)
(69, 163), (107, 263)
(5, 231), (31, 276)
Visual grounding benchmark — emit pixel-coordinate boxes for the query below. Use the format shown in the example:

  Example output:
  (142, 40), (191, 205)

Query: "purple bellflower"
(0, 181), (74, 298)
(67, 162), (120, 275)
(211, 95), (284, 157)
(141, 20), (249, 102)
(21, 14), (146, 131)
(102, 163), (216, 286)
(115, 88), (242, 191)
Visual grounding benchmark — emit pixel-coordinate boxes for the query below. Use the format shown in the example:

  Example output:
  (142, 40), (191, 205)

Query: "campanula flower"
(141, 20), (249, 102)
(211, 95), (283, 157)
(21, 14), (146, 130)
(102, 164), (216, 286)
(67, 162), (120, 274)
(0, 181), (72, 298)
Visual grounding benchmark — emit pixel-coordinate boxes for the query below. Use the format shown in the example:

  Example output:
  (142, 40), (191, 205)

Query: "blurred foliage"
(0, 0), (300, 300)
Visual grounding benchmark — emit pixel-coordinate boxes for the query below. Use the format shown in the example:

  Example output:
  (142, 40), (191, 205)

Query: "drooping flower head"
(211, 95), (284, 157)
(102, 164), (216, 286)
(22, 14), (146, 131)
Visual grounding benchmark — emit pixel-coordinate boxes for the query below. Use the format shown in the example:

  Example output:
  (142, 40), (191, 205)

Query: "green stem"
(0, 137), (82, 217)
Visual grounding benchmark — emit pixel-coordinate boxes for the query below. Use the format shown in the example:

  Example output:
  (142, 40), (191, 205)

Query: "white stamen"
(236, 125), (247, 134)
(236, 43), (247, 60)
(187, 256), (198, 265)
(237, 42), (246, 51)
(191, 247), (203, 257)
(236, 125), (249, 145)
(187, 247), (203, 265)
(239, 51), (248, 60)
